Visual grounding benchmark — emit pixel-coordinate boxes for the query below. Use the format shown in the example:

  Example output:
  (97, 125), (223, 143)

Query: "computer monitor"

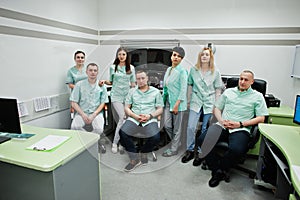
(0, 98), (22, 133)
(293, 95), (300, 125)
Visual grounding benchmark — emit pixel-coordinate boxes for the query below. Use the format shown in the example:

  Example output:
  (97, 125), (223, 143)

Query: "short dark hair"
(74, 50), (85, 59)
(136, 70), (148, 76)
(86, 63), (98, 70)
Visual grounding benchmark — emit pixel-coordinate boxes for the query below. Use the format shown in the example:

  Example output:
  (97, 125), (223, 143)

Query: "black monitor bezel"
(0, 98), (22, 134)
(293, 95), (300, 125)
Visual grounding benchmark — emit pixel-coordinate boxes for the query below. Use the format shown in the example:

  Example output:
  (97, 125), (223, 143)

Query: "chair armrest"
(249, 125), (260, 149)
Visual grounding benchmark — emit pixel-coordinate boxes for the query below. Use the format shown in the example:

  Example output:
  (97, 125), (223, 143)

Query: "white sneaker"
(112, 143), (118, 154)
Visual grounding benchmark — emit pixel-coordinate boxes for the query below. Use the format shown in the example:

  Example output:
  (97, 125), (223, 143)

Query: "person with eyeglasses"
(181, 47), (223, 165)
(162, 46), (188, 157)
(100, 47), (136, 154)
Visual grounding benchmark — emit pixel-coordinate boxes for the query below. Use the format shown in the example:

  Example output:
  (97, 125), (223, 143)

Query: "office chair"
(201, 77), (267, 179)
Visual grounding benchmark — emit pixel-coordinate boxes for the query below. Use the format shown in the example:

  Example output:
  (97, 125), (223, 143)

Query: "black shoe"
(208, 169), (230, 187)
(181, 150), (194, 163)
(192, 156), (203, 166)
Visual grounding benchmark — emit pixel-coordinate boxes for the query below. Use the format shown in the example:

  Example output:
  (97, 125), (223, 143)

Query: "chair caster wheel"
(153, 158), (157, 161)
(99, 145), (106, 154)
(152, 152), (157, 162)
(224, 175), (230, 183)
(201, 161), (208, 170)
(201, 164), (208, 170)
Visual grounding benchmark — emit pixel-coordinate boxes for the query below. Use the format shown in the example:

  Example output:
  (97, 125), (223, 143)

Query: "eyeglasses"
(76, 56), (85, 59)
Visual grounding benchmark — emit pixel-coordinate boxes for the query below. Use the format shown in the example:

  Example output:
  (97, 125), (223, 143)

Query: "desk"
(256, 123), (300, 199)
(268, 105), (296, 126)
(248, 105), (296, 156)
(0, 124), (100, 200)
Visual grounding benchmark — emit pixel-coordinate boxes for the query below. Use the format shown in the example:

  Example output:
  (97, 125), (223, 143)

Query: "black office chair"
(225, 77), (267, 97)
(201, 77), (267, 178)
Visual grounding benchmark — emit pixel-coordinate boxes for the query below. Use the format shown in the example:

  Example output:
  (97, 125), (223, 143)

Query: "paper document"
(27, 135), (70, 151)
(33, 97), (51, 112)
(17, 102), (29, 117)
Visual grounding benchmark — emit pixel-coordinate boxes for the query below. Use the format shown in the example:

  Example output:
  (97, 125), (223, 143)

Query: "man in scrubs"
(70, 63), (109, 152)
(119, 70), (163, 172)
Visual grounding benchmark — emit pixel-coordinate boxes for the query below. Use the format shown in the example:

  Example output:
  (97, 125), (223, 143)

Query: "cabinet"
(0, 125), (101, 200)
(268, 105), (296, 126)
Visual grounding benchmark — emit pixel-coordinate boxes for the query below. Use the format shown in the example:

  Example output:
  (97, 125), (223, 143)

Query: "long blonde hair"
(195, 47), (215, 73)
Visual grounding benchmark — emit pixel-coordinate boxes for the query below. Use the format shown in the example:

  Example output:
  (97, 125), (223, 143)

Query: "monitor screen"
(293, 95), (300, 125)
(0, 98), (22, 133)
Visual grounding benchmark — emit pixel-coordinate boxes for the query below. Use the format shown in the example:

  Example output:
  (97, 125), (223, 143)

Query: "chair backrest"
(226, 77), (267, 96)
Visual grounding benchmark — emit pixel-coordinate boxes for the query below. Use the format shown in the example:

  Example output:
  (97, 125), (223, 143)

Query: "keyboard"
(0, 135), (11, 144)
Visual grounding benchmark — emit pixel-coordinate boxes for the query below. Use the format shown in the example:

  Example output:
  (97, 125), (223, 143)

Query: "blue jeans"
(186, 109), (211, 152)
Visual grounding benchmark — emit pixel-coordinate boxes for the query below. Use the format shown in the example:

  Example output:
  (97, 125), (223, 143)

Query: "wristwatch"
(239, 121), (244, 128)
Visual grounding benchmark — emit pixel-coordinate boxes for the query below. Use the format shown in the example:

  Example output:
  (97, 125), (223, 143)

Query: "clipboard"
(26, 135), (70, 152)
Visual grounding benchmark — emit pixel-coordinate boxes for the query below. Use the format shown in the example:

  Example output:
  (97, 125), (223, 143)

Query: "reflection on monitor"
(0, 98), (22, 133)
(293, 95), (300, 125)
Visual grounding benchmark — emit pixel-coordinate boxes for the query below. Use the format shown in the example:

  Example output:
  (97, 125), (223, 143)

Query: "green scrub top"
(215, 87), (269, 133)
(66, 65), (87, 85)
(163, 64), (188, 111)
(109, 65), (136, 103)
(188, 67), (223, 114)
(126, 86), (164, 126)
(70, 79), (109, 114)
